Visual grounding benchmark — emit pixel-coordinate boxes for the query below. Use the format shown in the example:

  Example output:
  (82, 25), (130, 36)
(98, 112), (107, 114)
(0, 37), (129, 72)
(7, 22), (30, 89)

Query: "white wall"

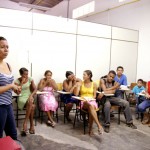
(82, 0), (150, 82)
(0, 8), (138, 85)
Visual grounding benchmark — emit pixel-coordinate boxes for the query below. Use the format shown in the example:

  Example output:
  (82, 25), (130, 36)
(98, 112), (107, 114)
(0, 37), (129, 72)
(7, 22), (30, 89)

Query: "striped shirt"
(0, 73), (14, 105)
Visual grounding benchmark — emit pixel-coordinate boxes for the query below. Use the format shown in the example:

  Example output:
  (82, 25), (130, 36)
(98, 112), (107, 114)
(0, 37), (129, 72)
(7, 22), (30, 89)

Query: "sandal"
(89, 130), (95, 136)
(98, 127), (104, 135)
(47, 121), (56, 127)
(29, 129), (35, 134)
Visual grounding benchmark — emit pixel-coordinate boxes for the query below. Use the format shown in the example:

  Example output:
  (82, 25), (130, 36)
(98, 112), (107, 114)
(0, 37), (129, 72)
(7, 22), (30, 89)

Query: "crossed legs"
(82, 101), (103, 135)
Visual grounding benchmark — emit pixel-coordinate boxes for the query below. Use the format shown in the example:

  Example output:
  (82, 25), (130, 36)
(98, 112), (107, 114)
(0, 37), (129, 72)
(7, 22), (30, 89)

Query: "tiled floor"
(16, 108), (150, 150)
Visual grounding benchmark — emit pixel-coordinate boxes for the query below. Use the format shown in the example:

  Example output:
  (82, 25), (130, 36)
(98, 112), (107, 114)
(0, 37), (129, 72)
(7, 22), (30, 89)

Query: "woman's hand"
(21, 77), (26, 84)
(46, 79), (51, 86)
(28, 96), (34, 103)
(12, 84), (22, 94)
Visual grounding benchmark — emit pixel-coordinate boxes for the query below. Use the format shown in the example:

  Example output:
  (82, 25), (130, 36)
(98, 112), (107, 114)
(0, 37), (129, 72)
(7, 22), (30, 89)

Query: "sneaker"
(127, 123), (137, 129)
(104, 126), (110, 133)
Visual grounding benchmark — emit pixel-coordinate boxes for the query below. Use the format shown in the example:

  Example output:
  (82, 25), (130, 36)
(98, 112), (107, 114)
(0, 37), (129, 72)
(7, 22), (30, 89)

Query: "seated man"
(138, 81), (150, 126)
(114, 66), (128, 98)
(97, 70), (137, 133)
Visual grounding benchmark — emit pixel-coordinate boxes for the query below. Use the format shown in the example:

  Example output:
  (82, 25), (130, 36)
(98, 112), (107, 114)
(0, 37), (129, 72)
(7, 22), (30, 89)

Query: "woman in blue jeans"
(0, 36), (21, 140)
(138, 81), (150, 126)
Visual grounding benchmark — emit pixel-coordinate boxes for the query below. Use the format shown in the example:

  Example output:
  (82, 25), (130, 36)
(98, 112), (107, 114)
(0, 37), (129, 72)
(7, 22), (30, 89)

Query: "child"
(132, 79), (145, 115)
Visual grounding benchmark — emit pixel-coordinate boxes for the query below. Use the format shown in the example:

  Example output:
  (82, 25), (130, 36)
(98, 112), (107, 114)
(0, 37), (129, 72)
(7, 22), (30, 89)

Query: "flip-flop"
(47, 121), (56, 127)
(29, 129), (35, 134)
(98, 127), (104, 135)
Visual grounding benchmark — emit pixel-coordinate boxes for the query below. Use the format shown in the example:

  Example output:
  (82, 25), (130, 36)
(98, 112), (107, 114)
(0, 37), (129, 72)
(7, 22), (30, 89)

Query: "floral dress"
(39, 87), (58, 111)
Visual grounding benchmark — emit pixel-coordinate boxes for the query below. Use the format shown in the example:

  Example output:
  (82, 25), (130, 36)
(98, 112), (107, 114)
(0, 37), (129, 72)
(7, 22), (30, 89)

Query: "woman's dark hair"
(138, 79), (143, 83)
(66, 71), (73, 78)
(108, 70), (116, 76)
(84, 70), (93, 81)
(44, 70), (52, 76)
(0, 36), (7, 41)
(19, 67), (28, 75)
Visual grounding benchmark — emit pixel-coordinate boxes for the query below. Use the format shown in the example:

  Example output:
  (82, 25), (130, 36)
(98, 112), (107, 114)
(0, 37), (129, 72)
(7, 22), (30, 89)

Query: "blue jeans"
(138, 98), (150, 113)
(0, 104), (17, 140)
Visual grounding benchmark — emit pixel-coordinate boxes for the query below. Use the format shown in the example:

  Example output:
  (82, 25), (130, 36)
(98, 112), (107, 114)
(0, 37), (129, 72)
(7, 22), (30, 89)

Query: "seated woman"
(74, 70), (103, 136)
(138, 81), (150, 126)
(15, 67), (37, 136)
(37, 70), (58, 127)
(61, 71), (81, 122)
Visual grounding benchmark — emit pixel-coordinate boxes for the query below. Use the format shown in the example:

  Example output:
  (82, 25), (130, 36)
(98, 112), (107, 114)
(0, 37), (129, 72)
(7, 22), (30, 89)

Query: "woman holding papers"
(15, 67), (37, 136)
(38, 70), (58, 127)
(74, 70), (103, 136)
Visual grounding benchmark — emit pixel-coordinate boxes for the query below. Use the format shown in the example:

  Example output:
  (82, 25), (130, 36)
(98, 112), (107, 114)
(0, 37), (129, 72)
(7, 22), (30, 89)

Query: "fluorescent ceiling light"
(119, 0), (126, 2)
(19, 2), (51, 11)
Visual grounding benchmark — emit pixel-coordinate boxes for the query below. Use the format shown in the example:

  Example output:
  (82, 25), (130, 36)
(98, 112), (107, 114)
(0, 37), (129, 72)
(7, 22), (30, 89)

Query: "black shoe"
(110, 113), (115, 118)
(104, 126), (110, 133)
(126, 123), (137, 129)
(21, 130), (27, 136)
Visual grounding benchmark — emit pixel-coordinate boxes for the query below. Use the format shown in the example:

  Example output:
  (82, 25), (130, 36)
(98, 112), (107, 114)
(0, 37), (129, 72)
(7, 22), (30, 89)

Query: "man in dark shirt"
(97, 70), (137, 133)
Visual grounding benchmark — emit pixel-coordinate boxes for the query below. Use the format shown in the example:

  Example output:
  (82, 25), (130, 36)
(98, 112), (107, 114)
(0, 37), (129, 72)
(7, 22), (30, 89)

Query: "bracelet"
(102, 91), (105, 94)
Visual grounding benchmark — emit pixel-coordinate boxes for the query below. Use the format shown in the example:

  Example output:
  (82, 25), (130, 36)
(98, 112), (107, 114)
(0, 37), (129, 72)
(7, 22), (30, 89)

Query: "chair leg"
(16, 102), (18, 127)
(118, 107), (121, 125)
(83, 113), (86, 134)
(73, 109), (77, 128)
(56, 109), (58, 123)
(41, 111), (43, 124)
(64, 105), (66, 124)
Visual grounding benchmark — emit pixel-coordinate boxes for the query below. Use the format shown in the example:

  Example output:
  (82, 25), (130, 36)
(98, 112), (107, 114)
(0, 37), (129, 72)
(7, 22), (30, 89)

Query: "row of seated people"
(14, 67), (150, 137)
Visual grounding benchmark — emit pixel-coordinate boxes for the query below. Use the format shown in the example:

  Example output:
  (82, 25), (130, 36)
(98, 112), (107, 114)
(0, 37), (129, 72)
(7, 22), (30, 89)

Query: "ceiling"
(0, 0), (144, 19)
(9, 0), (63, 8)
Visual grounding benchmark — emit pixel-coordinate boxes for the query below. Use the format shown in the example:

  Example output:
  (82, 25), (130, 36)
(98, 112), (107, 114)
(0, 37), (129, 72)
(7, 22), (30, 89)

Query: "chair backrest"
(130, 81), (147, 90)
(130, 83), (137, 90)
(57, 83), (63, 91)
(143, 81), (147, 88)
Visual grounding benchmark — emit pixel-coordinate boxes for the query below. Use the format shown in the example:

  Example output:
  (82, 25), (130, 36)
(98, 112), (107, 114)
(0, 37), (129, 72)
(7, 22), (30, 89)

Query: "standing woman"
(37, 70), (58, 127)
(74, 70), (103, 136)
(15, 67), (37, 136)
(0, 36), (21, 140)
